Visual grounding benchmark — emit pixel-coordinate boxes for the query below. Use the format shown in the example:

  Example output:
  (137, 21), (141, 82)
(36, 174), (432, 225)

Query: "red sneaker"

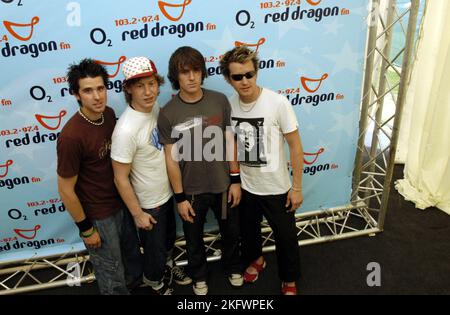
(243, 259), (266, 283)
(281, 282), (297, 295)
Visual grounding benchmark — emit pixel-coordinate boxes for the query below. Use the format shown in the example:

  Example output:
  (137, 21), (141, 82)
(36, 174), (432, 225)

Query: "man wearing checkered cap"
(111, 56), (191, 295)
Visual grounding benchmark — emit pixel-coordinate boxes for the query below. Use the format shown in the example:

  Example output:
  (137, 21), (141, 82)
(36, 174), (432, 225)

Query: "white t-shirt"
(229, 88), (298, 195)
(111, 104), (172, 209)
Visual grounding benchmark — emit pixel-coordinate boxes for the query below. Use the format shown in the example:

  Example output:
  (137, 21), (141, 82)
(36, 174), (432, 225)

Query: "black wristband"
(75, 218), (93, 233)
(230, 174), (241, 184)
(174, 192), (187, 203)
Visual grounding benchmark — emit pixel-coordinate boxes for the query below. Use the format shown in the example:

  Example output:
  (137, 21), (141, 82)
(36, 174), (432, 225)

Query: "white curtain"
(395, 0), (450, 214)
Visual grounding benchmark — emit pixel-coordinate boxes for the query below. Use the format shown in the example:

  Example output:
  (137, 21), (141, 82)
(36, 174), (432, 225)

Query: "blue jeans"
(89, 209), (129, 295)
(121, 199), (176, 285)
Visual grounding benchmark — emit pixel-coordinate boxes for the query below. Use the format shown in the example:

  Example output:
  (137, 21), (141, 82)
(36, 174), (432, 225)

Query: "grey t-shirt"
(157, 89), (231, 195)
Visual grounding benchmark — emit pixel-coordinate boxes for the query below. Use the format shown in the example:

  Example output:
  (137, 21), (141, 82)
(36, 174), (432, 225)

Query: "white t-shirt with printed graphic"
(111, 104), (172, 209)
(229, 88), (299, 195)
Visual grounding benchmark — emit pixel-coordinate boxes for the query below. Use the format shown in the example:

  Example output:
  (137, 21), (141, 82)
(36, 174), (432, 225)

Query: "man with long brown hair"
(157, 46), (243, 295)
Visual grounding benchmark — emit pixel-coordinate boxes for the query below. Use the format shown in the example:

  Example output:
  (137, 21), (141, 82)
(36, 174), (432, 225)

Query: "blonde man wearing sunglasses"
(220, 46), (304, 295)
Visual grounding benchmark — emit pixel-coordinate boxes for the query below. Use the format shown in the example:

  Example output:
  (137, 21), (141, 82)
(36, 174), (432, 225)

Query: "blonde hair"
(219, 46), (259, 79)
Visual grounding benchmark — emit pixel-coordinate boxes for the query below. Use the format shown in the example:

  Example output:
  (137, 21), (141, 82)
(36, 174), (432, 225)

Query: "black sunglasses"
(230, 71), (256, 81)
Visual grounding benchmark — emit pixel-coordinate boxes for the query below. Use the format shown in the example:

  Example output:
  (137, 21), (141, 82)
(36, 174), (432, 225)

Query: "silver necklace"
(78, 109), (104, 126)
(238, 87), (262, 113)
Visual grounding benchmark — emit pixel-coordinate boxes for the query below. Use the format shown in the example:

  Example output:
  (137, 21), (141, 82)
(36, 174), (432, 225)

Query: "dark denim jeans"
(240, 190), (301, 282)
(121, 208), (143, 289)
(121, 199), (176, 286)
(182, 193), (241, 282)
(89, 208), (129, 295)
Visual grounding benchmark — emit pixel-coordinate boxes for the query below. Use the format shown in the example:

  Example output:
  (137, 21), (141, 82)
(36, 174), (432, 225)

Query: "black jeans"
(240, 189), (301, 282)
(139, 198), (176, 282)
(182, 192), (241, 282)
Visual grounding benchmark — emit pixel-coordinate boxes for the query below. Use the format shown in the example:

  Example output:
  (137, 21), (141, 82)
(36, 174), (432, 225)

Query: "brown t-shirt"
(57, 106), (123, 220)
(157, 89), (231, 195)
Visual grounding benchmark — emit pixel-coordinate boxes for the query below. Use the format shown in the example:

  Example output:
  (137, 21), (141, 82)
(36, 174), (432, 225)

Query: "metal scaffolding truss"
(352, 0), (421, 231)
(0, 250), (93, 295)
(0, 0), (422, 295)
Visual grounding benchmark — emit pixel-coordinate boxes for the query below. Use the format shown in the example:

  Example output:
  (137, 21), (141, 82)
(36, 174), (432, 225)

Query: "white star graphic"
(4, 102), (43, 126)
(278, 20), (309, 38)
(300, 46), (312, 54)
(7, 144), (45, 161)
(323, 19), (344, 35)
(351, 4), (370, 16)
(300, 101), (314, 115)
(202, 27), (236, 57)
(316, 140), (334, 154)
(9, 160), (23, 175)
(37, 160), (57, 183)
(323, 42), (363, 75)
(306, 123), (316, 131)
(328, 111), (359, 137)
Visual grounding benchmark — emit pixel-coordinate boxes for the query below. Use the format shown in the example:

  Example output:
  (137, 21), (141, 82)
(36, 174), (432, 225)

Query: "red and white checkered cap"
(122, 56), (158, 82)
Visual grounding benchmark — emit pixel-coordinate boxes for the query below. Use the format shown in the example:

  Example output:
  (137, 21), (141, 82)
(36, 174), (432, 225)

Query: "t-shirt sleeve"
(157, 110), (176, 145)
(111, 129), (136, 164)
(278, 96), (299, 134)
(228, 96), (238, 134)
(223, 95), (232, 128)
(57, 136), (82, 178)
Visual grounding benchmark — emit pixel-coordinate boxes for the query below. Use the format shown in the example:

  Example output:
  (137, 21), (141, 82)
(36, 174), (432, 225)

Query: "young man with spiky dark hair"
(158, 46), (243, 295)
(57, 59), (129, 294)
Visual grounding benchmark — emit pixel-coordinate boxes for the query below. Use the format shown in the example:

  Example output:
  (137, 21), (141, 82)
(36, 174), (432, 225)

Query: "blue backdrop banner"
(0, 0), (369, 263)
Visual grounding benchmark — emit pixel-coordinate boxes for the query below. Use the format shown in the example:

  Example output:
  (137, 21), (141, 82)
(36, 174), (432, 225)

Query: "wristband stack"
(75, 218), (95, 238)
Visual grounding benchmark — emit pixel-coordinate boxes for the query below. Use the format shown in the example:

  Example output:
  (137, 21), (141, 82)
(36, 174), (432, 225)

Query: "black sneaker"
(152, 281), (173, 295)
(127, 278), (143, 294)
(170, 266), (192, 285)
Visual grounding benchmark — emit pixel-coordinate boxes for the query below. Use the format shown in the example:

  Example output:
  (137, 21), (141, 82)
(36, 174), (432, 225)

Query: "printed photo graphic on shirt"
(150, 127), (163, 151)
(232, 117), (267, 167)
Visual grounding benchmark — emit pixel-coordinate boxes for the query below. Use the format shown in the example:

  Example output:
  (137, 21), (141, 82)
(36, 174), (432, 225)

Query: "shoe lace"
(173, 266), (186, 279)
